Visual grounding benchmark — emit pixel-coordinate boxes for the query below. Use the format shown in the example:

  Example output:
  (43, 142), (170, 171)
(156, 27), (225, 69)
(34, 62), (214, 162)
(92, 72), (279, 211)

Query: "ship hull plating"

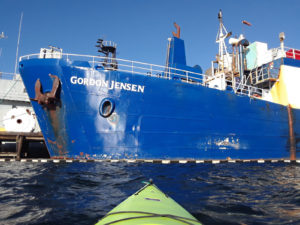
(19, 58), (300, 160)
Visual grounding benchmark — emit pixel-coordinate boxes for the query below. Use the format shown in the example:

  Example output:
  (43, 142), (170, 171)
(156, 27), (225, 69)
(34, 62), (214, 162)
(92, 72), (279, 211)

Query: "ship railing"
(111, 61), (205, 84)
(250, 64), (280, 85)
(102, 41), (117, 48)
(230, 80), (263, 97)
(284, 46), (300, 60)
(20, 53), (207, 84)
(20, 53), (267, 98)
(270, 46), (300, 60)
(88, 55), (206, 84)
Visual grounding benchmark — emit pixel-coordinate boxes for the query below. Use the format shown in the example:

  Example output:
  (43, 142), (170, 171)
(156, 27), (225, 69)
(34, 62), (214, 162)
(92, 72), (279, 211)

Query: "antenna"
(14, 12), (23, 75)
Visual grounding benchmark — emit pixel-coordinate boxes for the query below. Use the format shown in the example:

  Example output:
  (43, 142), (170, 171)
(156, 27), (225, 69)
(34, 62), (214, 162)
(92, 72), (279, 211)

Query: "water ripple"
(1, 162), (300, 224)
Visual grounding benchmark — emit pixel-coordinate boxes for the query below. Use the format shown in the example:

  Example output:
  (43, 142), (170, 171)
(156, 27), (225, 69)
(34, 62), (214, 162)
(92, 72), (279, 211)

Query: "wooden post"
(16, 135), (24, 160)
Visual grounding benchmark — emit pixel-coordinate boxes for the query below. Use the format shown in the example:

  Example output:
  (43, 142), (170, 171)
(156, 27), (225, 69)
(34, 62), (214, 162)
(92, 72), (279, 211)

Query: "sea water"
(0, 161), (300, 225)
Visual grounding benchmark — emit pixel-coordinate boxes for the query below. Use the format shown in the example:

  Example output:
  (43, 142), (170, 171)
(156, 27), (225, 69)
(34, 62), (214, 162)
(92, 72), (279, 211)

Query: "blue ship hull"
(19, 57), (300, 160)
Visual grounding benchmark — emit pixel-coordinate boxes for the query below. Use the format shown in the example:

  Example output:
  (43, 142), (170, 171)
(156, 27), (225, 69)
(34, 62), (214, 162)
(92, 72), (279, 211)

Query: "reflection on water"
(0, 162), (300, 225)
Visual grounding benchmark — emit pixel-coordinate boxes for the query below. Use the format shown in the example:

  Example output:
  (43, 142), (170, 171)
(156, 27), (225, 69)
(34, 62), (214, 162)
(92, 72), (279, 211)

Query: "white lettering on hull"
(70, 76), (145, 93)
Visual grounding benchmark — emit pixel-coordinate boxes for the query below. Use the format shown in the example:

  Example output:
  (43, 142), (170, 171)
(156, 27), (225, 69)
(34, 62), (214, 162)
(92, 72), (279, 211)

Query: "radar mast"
(215, 10), (232, 73)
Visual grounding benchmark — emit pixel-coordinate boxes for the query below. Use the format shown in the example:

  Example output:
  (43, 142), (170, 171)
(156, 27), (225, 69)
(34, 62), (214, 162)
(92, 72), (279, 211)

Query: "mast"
(215, 10), (231, 74)
(214, 10), (237, 92)
(14, 12), (23, 75)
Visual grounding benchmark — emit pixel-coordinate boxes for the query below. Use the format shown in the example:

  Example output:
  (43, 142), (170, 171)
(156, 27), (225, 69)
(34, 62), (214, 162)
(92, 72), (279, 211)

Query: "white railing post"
(131, 61), (134, 74)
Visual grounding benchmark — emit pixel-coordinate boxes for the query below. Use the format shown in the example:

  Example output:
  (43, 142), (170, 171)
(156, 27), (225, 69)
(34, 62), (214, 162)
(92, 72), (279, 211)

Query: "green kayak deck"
(96, 182), (202, 225)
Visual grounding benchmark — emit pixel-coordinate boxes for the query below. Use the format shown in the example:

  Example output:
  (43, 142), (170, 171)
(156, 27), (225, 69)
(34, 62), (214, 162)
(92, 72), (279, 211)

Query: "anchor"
(31, 74), (61, 107)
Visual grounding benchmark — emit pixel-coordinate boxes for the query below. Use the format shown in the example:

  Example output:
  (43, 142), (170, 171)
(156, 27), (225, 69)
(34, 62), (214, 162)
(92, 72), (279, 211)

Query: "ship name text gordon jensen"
(70, 76), (145, 93)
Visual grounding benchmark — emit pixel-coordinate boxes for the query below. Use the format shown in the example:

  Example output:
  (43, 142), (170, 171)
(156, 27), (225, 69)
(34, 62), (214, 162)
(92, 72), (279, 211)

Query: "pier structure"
(0, 131), (47, 159)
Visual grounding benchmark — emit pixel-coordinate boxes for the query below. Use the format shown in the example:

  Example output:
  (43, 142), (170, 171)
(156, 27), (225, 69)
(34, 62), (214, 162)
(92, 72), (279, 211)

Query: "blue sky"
(0, 0), (300, 73)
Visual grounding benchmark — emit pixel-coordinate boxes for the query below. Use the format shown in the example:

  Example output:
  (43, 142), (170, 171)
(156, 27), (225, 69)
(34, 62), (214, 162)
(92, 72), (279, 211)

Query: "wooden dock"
(0, 131), (45, 159)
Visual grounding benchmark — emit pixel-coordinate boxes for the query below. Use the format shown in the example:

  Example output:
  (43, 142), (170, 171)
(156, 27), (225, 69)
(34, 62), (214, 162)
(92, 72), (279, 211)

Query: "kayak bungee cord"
(100, 211), (201, 225)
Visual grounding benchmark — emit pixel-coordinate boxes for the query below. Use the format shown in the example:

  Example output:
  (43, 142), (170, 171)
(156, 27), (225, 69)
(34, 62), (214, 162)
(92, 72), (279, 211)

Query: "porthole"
(99, 98), (115, 118)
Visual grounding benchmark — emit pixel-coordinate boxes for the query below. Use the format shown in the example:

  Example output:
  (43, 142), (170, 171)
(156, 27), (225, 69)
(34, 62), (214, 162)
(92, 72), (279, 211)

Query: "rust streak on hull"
(287, 104), (296, 160)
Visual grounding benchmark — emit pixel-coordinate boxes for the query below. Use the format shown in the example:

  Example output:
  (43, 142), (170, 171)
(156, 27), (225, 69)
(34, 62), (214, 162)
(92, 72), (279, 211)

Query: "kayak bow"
(96, 181), (202, 225)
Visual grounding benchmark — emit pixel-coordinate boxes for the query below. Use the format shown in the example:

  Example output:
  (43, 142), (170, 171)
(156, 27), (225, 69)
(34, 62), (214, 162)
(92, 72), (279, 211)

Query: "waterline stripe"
(110, 159), (119, 163)
(126, 159), (136, 163)
(79, 159), (87, 163)
(144, 160), (154, 163)
(0, 158), (297, 164)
